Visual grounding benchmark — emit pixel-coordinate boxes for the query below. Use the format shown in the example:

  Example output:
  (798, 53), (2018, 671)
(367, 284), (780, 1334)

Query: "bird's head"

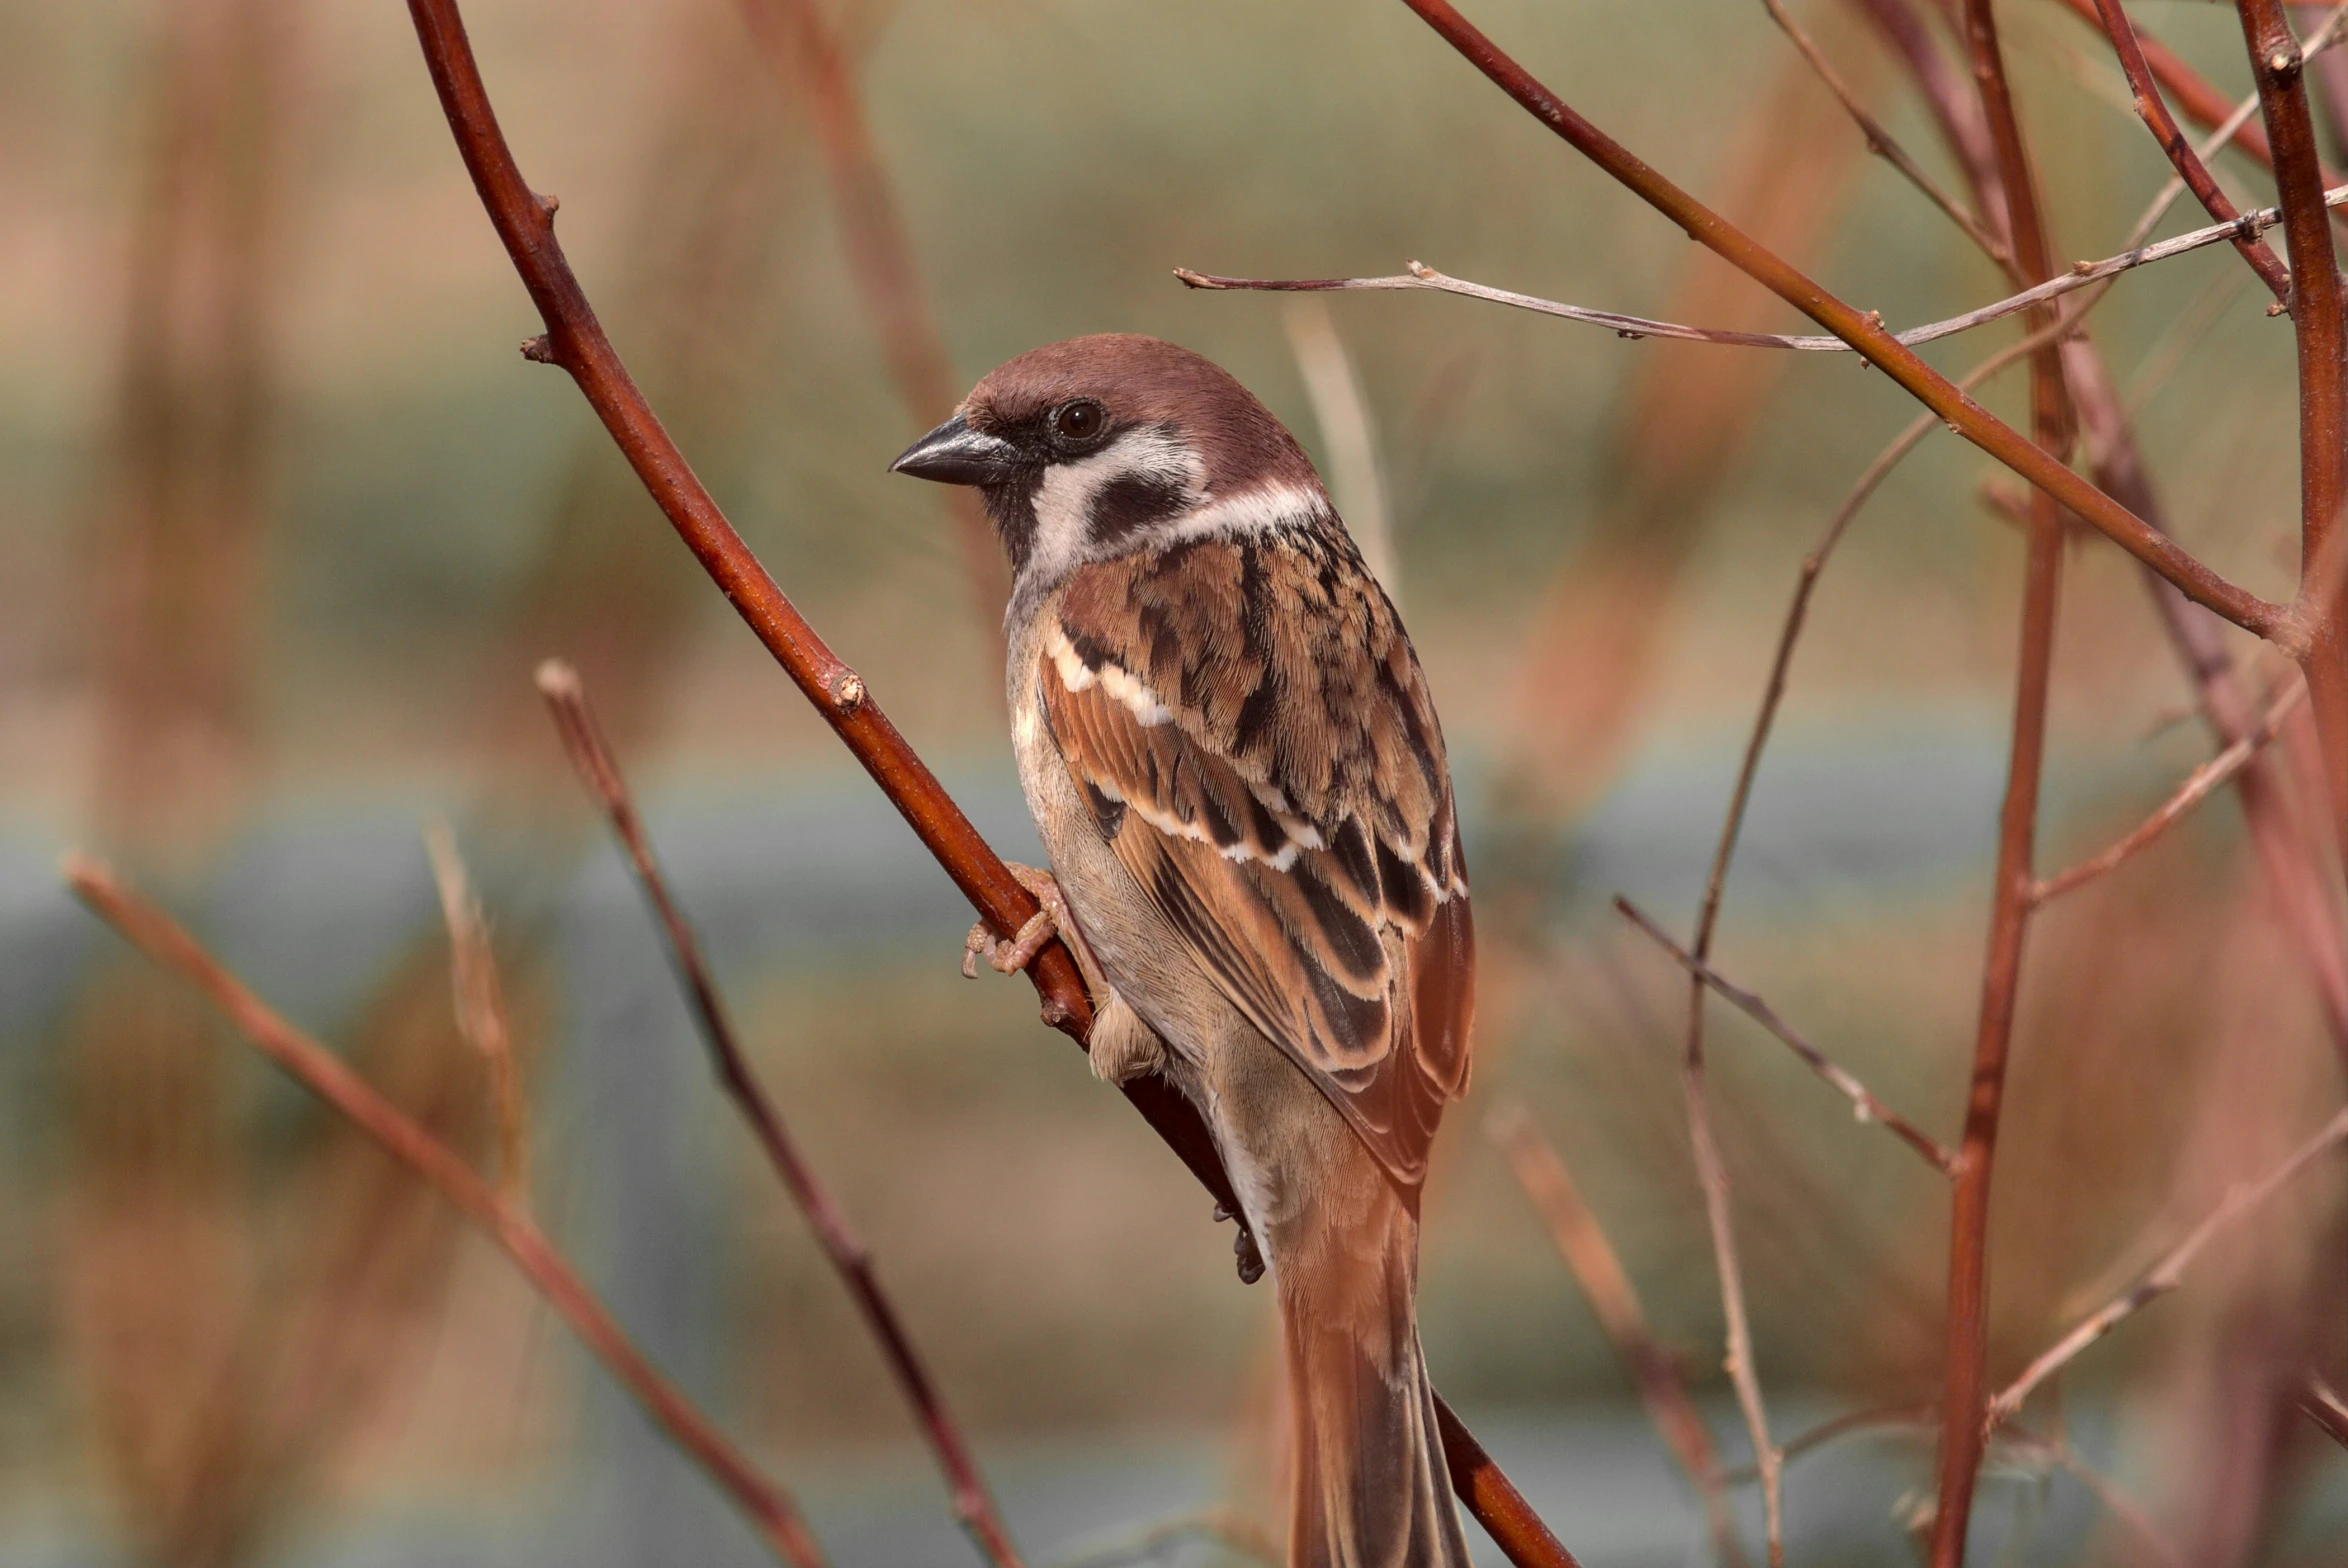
(890, 333), (1329, 597)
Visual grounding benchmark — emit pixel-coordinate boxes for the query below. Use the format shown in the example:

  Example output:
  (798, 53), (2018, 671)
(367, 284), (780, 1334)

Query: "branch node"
(520, 334), (557, 364)
(826, 670), (867, 712)
(536, 189), (560, 217)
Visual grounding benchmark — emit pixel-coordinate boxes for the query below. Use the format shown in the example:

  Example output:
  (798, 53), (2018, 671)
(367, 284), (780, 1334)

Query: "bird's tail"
(1277, 1187), (1472, 1568)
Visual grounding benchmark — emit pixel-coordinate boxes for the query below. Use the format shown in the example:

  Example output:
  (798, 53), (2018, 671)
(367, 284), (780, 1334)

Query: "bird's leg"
(962, 864), (1171, 1088)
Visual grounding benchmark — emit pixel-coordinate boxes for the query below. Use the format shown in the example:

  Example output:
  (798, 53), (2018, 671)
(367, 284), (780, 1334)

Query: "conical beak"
(889, 412), (1017, 485)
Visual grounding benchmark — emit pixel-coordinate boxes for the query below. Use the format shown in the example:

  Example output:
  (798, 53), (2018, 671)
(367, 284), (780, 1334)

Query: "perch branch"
(2091, 0), (2293, 298)
(535, 660), (1024, 1568)
(1612, 900), (1954, 1176)
(1488, 1105), (1751, 1568)
(396, 3), (1568, 1558)
(63, 855), (831, 1568)
(2032, 682), (2310, 903)
(1987, 1108), (2348, 1426)
(1383, 0), (2287, 641)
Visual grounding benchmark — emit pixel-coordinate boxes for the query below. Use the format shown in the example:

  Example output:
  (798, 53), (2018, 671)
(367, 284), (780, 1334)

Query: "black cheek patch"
(1088, 473), (1191, 547)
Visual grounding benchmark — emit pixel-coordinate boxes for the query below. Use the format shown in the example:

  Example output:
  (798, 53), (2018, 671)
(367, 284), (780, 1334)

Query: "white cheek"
(1024, 429), (1202, 581)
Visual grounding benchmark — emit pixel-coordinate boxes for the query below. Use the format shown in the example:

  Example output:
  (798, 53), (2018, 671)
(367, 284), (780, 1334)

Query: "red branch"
(396, 2), (1570, 1559)
(1389, 0), (2287, 643)
(537, 662), (1023, 1568)
(2238, 0), (2348, 857)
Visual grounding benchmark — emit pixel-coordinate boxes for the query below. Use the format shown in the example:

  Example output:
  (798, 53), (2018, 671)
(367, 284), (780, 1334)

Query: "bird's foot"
(961, 863), (1085, 980)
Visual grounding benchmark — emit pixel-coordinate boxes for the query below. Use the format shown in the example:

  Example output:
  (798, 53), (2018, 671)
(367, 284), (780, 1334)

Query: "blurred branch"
(1283, 298), (1399, 601)
(63, 855), (831, 1568)
(1611, 902), (1954, 1176)
(731, 0), (1008, 633)
(1175, 188), (2348, 351)
(2300, 1373), (2348, 1448)
(1929, 0), (2072, 1553)
(1987, 1107), (2348, 1426)
(2032, 682), (2310, 904)
(423, 823), (529, 1203)
(1755, 0), (2008, 262)
(1488, 1105), (1752, 1568)
(2091, 0), (2293, 297)
(534, 659), (1024, 1568)
(396, 4), (1570, 1558)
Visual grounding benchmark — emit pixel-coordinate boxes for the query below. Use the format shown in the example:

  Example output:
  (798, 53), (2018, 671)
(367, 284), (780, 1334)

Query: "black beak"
(889, 412), (1017, 486)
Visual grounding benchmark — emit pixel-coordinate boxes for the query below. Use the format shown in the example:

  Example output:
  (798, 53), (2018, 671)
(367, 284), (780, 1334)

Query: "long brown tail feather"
(1279, 1196), (1472, 1568)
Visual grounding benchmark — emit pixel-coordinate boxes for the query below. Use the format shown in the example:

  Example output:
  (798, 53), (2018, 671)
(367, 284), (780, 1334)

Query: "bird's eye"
(1051, 400), (1106, 446)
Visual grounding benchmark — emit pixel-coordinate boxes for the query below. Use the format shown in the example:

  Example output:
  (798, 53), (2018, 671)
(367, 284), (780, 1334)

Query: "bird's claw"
(1214, 1201), (1265, 1284)
(960, 907), (1055, 978)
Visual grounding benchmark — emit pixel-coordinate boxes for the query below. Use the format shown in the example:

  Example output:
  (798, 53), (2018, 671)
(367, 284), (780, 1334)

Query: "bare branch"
(1989, 1108), (2348, 1425)
(535, 660), (1025, 1568)
(1176, 184), (2348, 356)
(63, 854), (831, 1568)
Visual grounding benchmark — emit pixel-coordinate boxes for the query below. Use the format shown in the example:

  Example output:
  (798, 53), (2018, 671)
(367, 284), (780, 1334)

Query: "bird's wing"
(1039, 534), (1472, 1190)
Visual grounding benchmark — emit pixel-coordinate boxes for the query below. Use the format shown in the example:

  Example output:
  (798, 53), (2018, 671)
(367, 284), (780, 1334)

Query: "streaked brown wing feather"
(1041, 537), (1473, 1188)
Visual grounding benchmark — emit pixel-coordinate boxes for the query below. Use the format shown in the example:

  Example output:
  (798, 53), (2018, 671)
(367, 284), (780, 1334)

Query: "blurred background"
(2, 0), (2344, 1563)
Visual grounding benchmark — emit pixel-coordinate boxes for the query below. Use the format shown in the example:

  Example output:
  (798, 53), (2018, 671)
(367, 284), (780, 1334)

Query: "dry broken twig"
(63, 854), (832, 1568)
(535, 658), (1025, 1568)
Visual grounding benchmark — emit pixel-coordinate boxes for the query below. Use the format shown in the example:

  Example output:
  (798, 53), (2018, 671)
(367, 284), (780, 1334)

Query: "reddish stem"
(1929, 5), (2071, 1559)
(2091, 0), (2294, 299)
(2237, 0), (2348, 860)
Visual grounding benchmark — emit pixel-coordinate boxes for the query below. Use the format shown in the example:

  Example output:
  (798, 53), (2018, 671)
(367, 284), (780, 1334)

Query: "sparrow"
(892, 334), (1474, 1568)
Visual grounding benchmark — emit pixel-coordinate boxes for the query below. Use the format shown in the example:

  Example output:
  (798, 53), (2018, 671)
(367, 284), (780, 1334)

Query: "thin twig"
(398, 3), (1568, 1555)
(1612, 901), (1955, 1176)
(2092, 0), (2294, 297)
(423, 822), (529, 1203)
(62, 854), (831, 1568)
(1992, 1428), (2184, 1568)
(1177, 186), (2345, 353)
(1757, 0), (2009, 263)
(1487, 1105), (1752, 1568)
(2033, 682), (2311, 903)
(1987, 1108), (2348, 1425)
(535, 660), (1024, 1568)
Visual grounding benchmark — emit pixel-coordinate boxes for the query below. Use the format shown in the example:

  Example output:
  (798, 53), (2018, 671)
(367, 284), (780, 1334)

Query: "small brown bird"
(893, 334), (1474, 1568)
